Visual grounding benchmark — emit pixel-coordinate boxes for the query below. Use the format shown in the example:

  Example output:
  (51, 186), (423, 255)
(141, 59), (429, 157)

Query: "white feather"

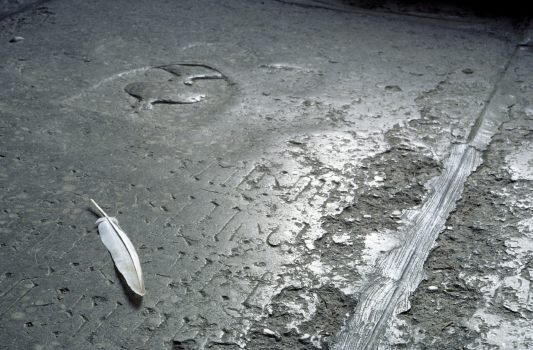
(91, 199), (145, 296)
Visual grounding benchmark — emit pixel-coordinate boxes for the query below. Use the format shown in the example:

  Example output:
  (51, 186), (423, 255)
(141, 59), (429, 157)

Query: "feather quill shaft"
(90, 199), (145, 296)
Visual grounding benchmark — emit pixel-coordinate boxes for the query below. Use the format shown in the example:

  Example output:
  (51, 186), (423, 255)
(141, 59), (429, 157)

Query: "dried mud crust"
(398, 125), (533, 349)
(316, 144), (441, 274)
(243, 286), (356, 350)
(235, 118), (444, 349)
(229, 73), (472, 348)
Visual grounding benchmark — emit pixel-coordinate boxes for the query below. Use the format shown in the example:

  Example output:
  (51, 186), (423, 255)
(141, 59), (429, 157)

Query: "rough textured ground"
(398, 119), (533, 349)
(0, 1), (531, 349)
(394, 55), (533, 349)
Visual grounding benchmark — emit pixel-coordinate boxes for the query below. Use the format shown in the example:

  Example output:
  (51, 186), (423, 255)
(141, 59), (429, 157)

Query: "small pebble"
(262, 328), (280, 340)
(9, 36), (24, 43)
(427, 285), (438, 291)
(373, 175), (384, 182)
(299, 334), (311, 344)
(363, 214), (372, 219)
(391, 210), (402, 217)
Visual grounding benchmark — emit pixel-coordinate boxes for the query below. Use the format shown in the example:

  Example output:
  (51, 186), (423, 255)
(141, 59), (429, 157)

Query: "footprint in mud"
(124, 64), (227, 110)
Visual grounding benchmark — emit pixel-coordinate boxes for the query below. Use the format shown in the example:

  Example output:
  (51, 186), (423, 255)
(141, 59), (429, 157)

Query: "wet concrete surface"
(0, 1), (532, 349)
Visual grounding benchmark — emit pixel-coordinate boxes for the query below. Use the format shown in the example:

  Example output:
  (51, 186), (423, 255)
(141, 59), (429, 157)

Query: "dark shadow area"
(114, 267), (143, 308)
(0, 0), (50, 21)
(340, 0), (530, 18)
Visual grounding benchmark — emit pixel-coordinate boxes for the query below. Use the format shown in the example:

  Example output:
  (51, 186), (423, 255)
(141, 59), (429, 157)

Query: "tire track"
(333, 43), (521, 349)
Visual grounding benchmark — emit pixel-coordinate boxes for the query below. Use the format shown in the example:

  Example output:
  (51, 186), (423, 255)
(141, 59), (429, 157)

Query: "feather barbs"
(90, 199), (145, 296)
